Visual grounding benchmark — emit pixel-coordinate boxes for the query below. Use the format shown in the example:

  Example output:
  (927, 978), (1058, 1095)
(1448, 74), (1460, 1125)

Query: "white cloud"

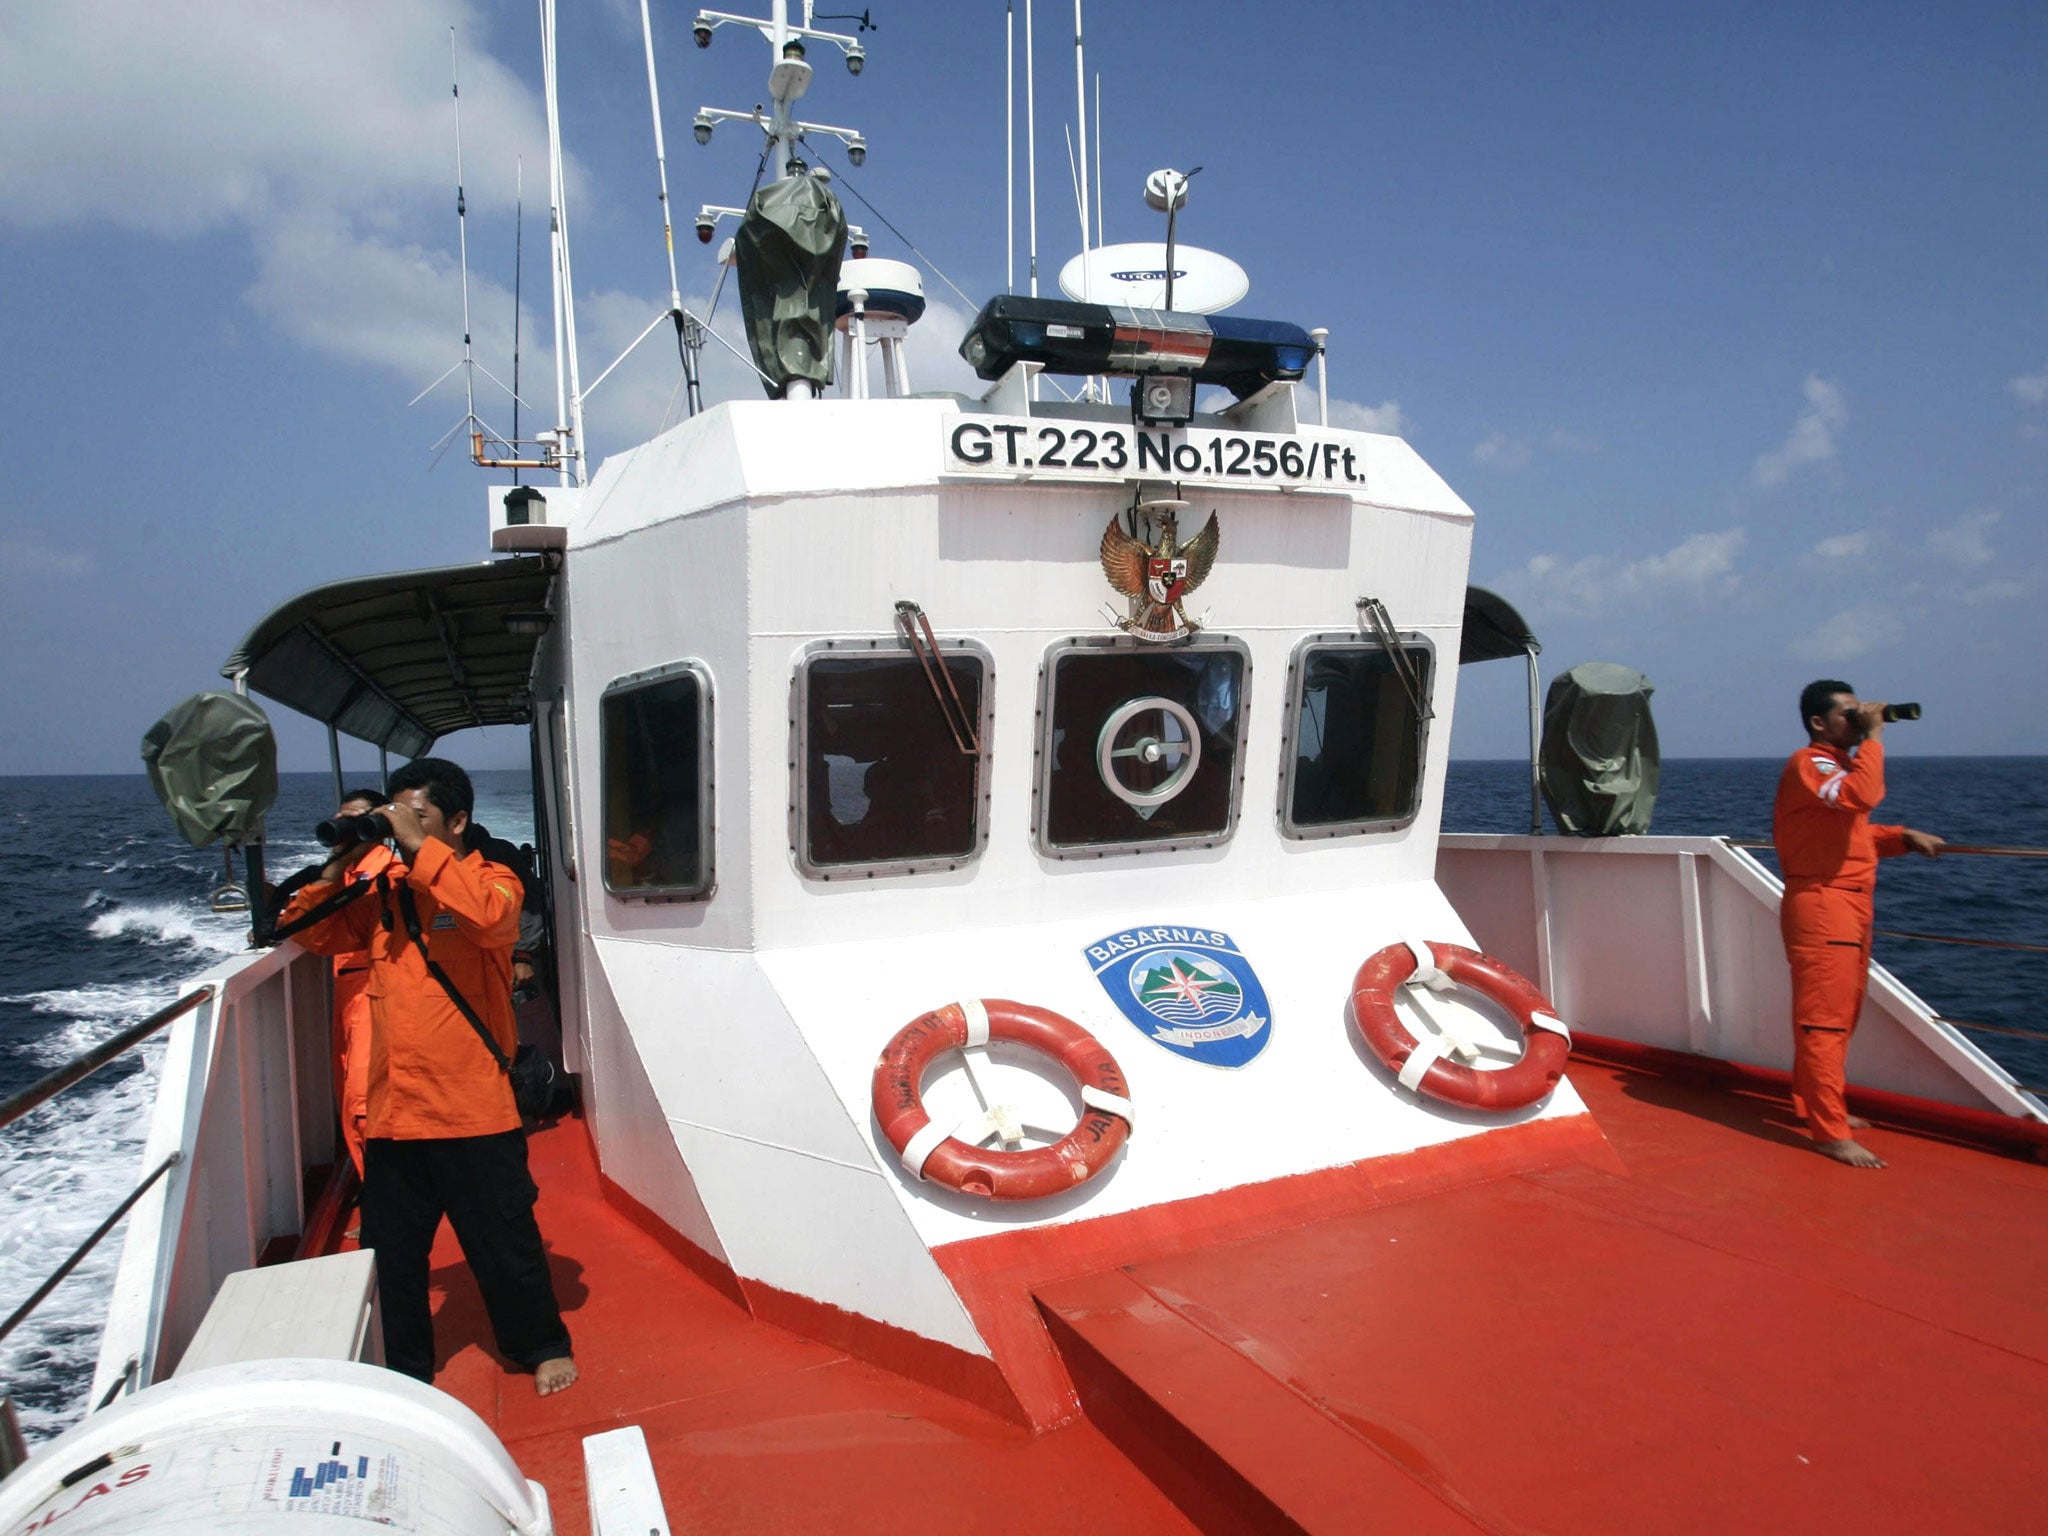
(1925, 509), (1999, 569)
(1324, 397), (1412, 435)
(1470, 428), (1600, 472)
(1810, 531), (1869, 561)
(0, 3), (549, 236)
(1499, 527), (1746, 619)
(1962, 576), (2027, 607)
(1792, 603), (1905, 663)
(2011, 367), (2048, 408)
(1472, 432), (1533, 471)
(1752, 374), (1848, 487)
(0, 538), (90, 580)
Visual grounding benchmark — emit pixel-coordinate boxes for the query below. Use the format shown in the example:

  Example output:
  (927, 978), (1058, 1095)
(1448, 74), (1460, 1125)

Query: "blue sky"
(2, 0), (2044, 774)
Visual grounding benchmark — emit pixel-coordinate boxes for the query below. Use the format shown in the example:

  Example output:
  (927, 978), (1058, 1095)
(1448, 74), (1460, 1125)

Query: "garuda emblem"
(1100, 510), (1220, 641)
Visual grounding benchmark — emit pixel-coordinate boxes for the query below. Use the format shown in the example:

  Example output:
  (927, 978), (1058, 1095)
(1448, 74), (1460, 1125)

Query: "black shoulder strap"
(266, 869), (375, 945)
(394, 879), (512, 1076)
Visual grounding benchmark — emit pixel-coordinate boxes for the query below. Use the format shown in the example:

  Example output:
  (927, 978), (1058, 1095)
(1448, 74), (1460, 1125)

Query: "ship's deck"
(378, 1057), (2048, 1535)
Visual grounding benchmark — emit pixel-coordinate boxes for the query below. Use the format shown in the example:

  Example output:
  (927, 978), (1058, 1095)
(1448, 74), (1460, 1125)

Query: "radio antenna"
(512, 155), (525, 483)
(411, 28), (521, 467)
(1006, 2), (1014, 294)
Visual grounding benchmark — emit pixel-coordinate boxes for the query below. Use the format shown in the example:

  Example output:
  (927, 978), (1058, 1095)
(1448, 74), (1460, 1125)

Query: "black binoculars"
(1882, 703), (1922, 723)
(315, 810), (393, 847)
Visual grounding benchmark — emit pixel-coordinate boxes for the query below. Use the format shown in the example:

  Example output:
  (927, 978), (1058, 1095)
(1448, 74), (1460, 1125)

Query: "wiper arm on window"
(1356, 596), (1434, 722)
(894, 600), (981, 755)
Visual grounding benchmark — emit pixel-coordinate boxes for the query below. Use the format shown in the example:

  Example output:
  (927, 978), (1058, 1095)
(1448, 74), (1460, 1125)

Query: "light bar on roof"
(959, 296), (1315, 400)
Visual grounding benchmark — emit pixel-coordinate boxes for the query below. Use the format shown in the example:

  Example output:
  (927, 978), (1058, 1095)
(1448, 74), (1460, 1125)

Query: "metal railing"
(0, 988), (215, 1356)
(1724, 839), (2048, 958)
(0, 987), (213, 1133)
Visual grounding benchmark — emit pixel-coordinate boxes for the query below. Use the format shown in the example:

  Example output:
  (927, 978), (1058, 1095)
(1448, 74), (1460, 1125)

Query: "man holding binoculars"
(1774, 682), (1944, 1168)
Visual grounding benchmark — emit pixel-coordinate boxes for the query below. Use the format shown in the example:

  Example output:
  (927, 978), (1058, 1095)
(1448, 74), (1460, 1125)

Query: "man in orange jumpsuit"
(328, 787), (395, 1178)
(1774, 681), (1943, 1168)
(283, 758), (577, 1395)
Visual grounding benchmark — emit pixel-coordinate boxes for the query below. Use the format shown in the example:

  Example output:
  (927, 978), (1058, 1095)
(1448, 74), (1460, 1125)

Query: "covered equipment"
(735, 172), (847, 397)
(1539, 661), (1660, 836)
(140, 691), (278, 848)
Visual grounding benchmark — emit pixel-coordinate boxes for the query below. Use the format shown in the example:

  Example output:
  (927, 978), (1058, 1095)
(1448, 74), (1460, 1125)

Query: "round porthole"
(1094, 695), (1201, 808)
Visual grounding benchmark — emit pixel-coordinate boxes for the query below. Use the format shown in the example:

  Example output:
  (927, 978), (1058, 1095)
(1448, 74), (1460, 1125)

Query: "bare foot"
(1813, 1138), (1886, 1169)
(534, 1356), (579, 1396)
(1796, 1114), (1874, 1130)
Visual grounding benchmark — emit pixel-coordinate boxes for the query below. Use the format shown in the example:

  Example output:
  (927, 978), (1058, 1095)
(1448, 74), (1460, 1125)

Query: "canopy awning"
(221, 557), (554, 757)
(1459, 586), (1540, 665)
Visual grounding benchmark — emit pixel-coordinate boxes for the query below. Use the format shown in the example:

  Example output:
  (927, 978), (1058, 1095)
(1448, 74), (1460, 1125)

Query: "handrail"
(1941, 1016), (2048, 1044)
(1726, 838), (2048, 859)
(0, 986), (214, 1133)
(0, 1152), (182, 1347)
(1873, 929), (2048, 956)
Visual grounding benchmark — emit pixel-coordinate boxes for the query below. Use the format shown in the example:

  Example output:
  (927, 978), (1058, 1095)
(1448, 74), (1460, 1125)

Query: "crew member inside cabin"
(329, 786), (395, 1177)
(281, 758), (578, 1395)
(1774, 681), (1943, 1168)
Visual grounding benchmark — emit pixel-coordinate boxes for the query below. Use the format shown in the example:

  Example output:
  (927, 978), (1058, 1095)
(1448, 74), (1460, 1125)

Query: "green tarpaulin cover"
(735, 172), (845, 397)
(1539, 662), (1660, 836)
(141, 691), (278, 848)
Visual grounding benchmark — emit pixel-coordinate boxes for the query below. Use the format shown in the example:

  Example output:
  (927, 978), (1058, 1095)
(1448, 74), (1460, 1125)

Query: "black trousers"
(360, 1130), (572, 1382)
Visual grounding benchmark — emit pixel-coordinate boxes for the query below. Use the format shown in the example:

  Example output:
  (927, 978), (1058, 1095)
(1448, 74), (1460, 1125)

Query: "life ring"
(872, 999), (1135, 1200)
(1350, 940), (1571, 1112)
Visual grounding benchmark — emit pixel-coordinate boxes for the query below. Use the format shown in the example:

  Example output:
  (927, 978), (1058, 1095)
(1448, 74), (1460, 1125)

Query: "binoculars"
(314, 810), (393, 847)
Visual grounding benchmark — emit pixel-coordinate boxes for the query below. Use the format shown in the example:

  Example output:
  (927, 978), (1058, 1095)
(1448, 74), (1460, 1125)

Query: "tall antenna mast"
(1025, 0), (1039, 297)
(639, 0), (684, 317)
(511, 156), (524, 483)
(539, 0), (586, 484)
(452, 30), (478, 431)
(1094, 71), (1104, 251)
(411, 29), (522, 468)
(1072, 0), (1090, 296)
(1006, 2), (1015, 294)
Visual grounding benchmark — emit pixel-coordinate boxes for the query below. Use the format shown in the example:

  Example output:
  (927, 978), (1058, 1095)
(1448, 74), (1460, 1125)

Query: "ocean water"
(0, 771), (534, 1441)
(1, 760), (2041, 1439)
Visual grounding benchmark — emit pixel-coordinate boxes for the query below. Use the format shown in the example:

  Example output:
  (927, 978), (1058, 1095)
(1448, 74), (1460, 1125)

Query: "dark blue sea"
(1, 761), (2042, 1439)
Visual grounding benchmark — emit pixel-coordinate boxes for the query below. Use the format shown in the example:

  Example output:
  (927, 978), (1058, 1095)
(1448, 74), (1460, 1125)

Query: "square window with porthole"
(1280, 633), (1434, 838)
(791, 639), (994, 879)
(1035, 636), (1251, 858)
(600, 661), (714, 899)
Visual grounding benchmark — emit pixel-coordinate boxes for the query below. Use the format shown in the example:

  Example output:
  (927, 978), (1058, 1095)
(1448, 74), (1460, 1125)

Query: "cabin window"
(1036, 638), (1250, 857)
(600, 661), (714, 899)
(794, 640), (993, 878)
(1280, 635), (1433, 837)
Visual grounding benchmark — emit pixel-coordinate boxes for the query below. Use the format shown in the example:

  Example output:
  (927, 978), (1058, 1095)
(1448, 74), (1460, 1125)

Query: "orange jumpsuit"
(1772, 737), (1907, 1141)
(330, 843), (399, 1176)
(280, 837), (524, 1140)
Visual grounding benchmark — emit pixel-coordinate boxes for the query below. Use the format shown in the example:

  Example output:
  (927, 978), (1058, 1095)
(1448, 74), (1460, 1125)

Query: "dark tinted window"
(1286, 644), (1430, 833)
(601, 668), (711, 896)
(801, 653), (986, 871)
(1042, 644), (1245, 852)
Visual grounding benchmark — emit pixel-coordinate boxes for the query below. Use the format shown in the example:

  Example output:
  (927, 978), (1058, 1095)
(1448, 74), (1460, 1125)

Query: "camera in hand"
(1882, 702), (1922, 723)
(315, 810), (393, 847)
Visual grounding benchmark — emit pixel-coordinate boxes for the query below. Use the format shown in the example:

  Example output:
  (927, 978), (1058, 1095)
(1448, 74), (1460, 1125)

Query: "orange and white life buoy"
(1350, 940), (1571, 1112)
(872, 999), (1134, 1200)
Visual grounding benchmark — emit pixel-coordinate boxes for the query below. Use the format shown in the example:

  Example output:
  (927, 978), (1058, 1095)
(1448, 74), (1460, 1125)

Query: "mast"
(1072, 0), (1090, 294)
(1025, 0), (1038, 297)
(449, 30), (478, 434)
(512, 157), (524, 480)
(640, 0), (684, 315)
(1006, 3), (1015, 294)
(539, 0), (585, 484)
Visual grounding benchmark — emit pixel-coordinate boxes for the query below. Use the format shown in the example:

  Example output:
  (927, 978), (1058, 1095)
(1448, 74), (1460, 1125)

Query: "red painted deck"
(352, 1056), (2048, 1534)
(1039, 1060), (2048, 1534)
(380, 1120), (1197, 1536)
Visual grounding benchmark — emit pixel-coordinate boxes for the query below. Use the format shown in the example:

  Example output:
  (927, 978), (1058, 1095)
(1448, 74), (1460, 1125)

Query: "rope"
(803, 139), (981, 312)
(1874, 928), (2048, 956)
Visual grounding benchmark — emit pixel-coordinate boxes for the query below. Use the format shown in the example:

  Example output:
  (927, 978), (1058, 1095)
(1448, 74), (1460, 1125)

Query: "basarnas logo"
(1084, 924), (1273, 1069)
